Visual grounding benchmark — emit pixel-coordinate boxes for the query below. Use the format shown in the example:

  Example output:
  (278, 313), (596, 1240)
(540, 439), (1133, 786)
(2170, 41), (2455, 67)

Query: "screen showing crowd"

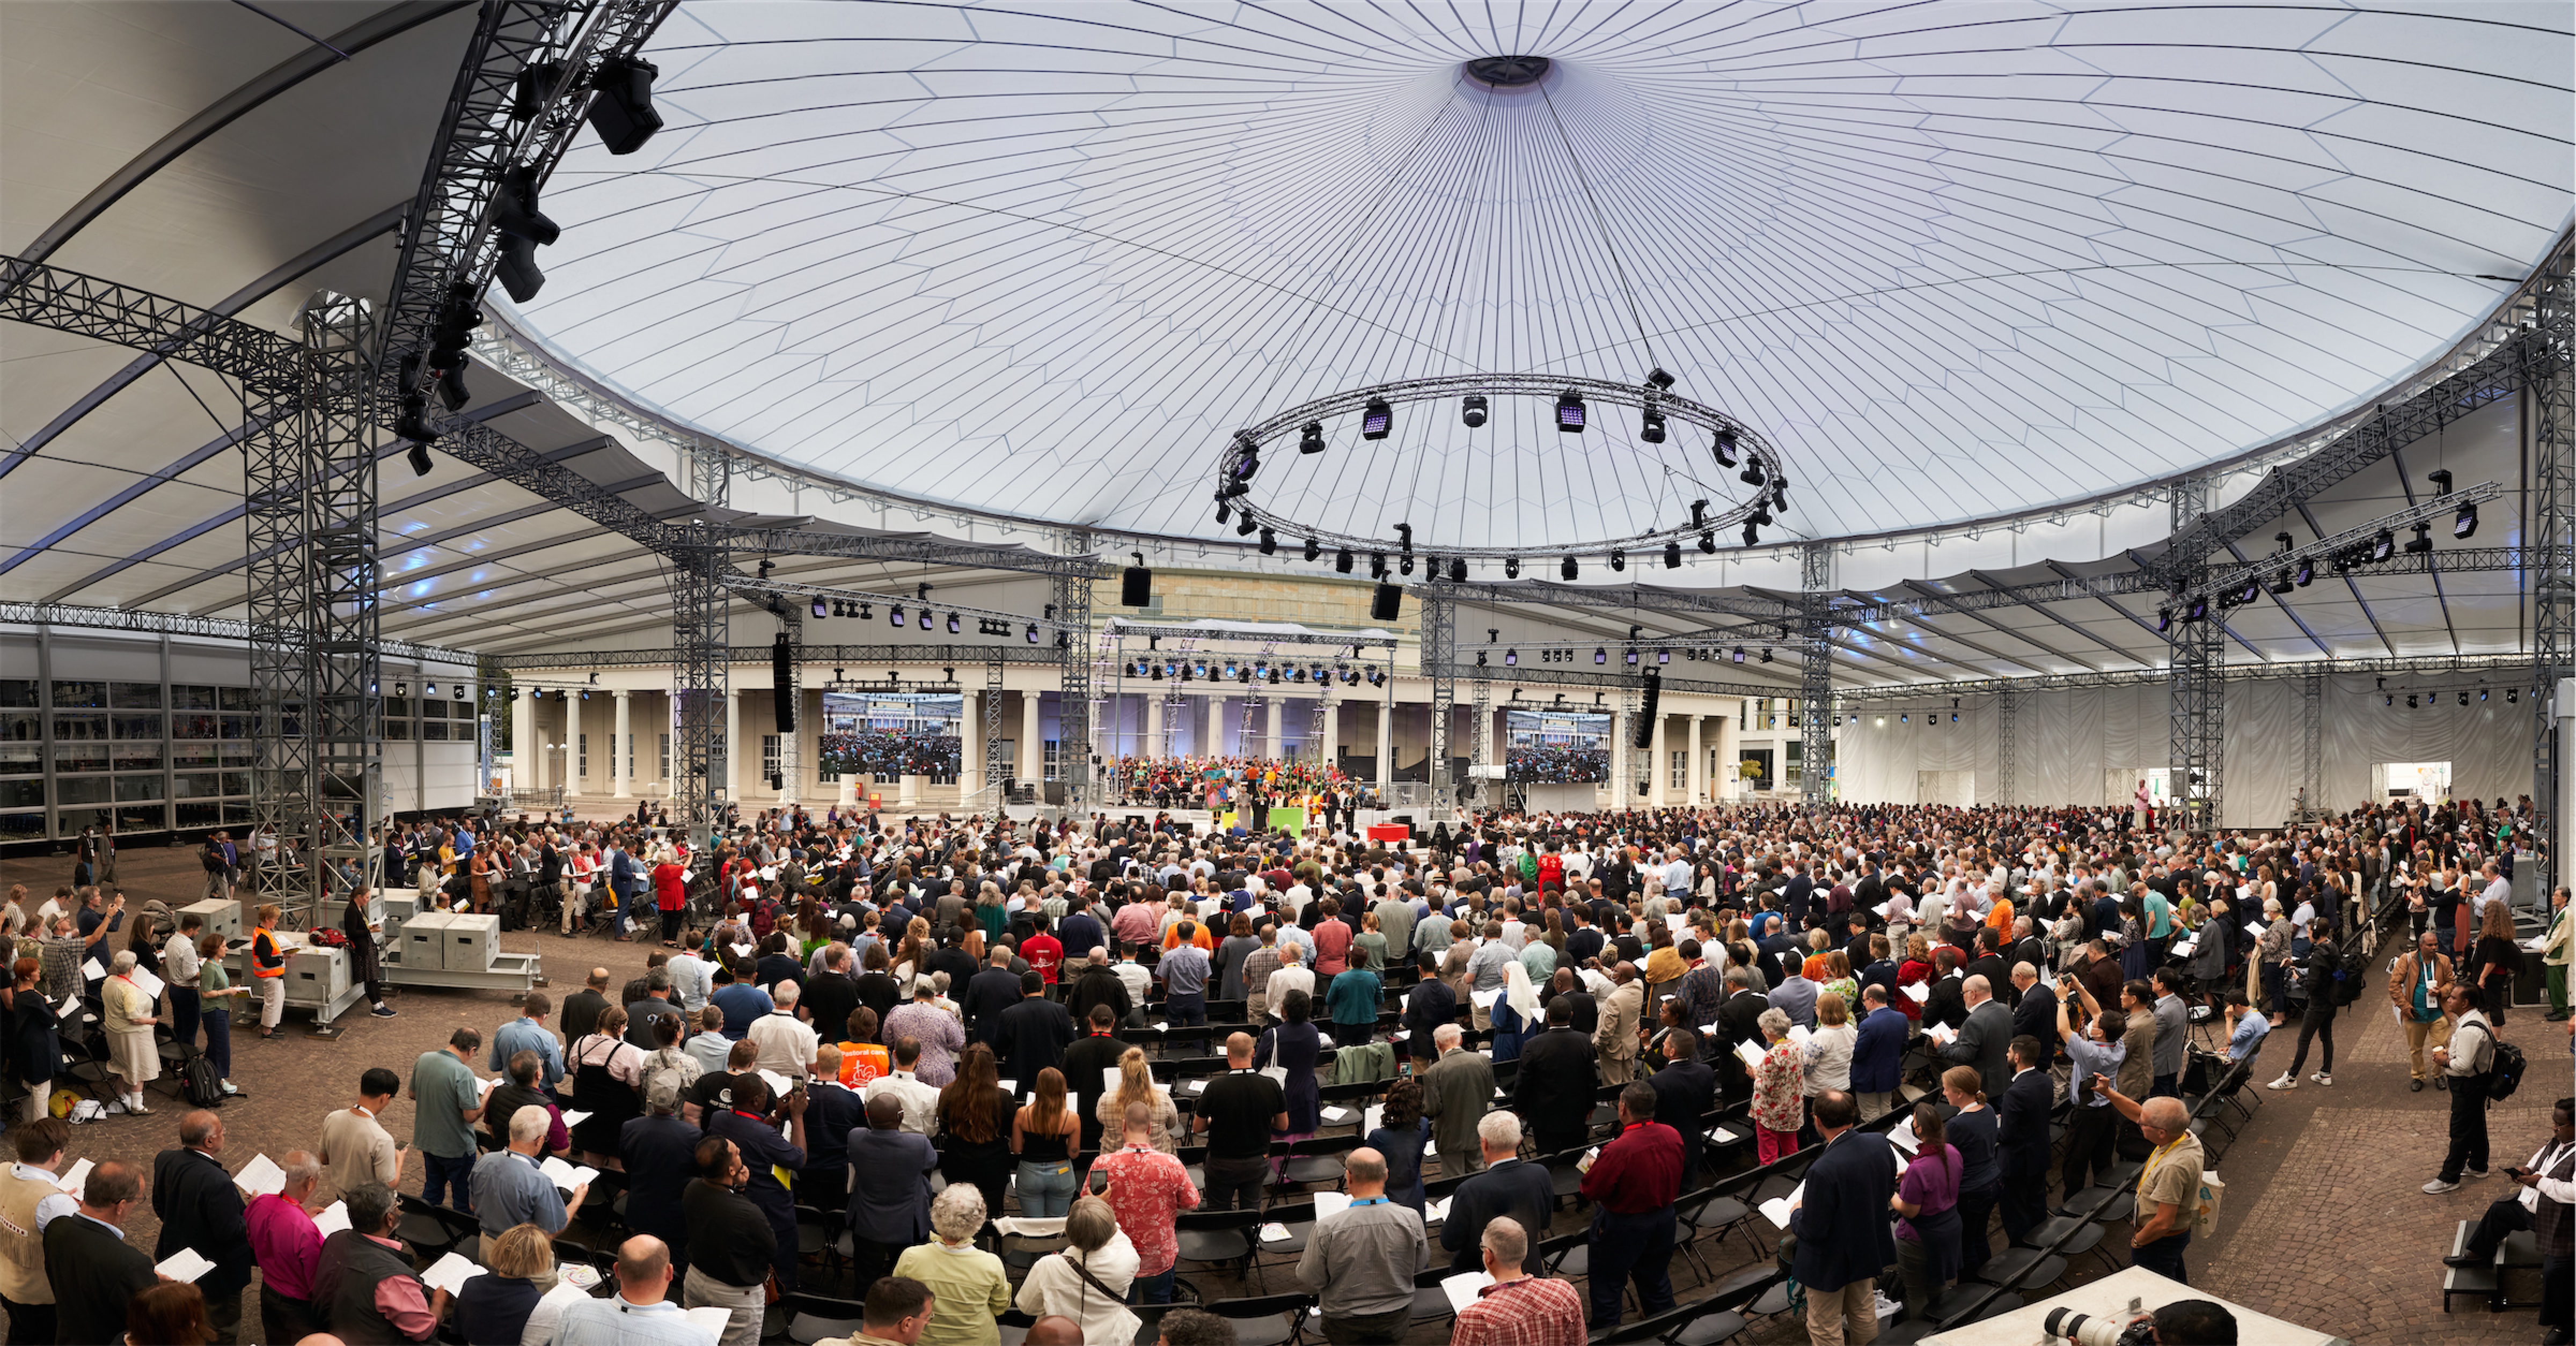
(1504, 709), (1613, 782)
(819, 692), (964, 778)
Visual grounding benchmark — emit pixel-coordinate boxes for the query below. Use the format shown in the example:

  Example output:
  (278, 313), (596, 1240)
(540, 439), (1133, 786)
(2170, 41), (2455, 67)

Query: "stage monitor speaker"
(1122, 565), (1153, 608)
(1370, 583), (1402, 622)
(1633, 672), (1660, 748)
(772, 633), (796, 732)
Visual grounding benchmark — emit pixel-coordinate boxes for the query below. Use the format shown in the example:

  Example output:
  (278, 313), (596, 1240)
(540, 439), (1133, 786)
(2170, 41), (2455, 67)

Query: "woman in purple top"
(1891, 1101), (1965, 1321)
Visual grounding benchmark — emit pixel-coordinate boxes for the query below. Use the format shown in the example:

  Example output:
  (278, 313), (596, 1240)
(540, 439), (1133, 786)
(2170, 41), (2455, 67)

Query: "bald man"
(2101, 1085), (2205, 1286)
(1023, 1315), (1084, 1346)
(1296, 1148), (1426, 1343)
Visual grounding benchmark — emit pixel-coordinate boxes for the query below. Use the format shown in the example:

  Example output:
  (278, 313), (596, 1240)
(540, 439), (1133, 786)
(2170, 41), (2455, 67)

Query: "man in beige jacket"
(1596, 962), (1645, 1085)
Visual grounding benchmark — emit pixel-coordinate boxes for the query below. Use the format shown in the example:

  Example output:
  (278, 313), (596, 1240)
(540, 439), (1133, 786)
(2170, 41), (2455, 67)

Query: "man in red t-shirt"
(1021, 915), (1064, 990)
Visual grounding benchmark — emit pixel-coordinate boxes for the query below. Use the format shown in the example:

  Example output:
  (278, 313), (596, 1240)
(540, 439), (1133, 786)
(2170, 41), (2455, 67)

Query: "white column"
(1686, 713), (1703, 804)
(961, 690), (983, 800)
(1371, 701), (1391, 794)
(1021, 692), (1042, 781)
(1715, 714), (1738, 801)
(513, 687), (536, 791)
(1145, 695), (1165, 758)
(1323, 702), (1341, 770)
(1265, 699), (1284, 760)
(612, 691), (633, 797)
(1650, 713), (1669, 808)
(723, 688), (741, 804)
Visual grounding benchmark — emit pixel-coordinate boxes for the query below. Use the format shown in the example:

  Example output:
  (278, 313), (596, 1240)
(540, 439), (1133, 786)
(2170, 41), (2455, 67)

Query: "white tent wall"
(1838, 675), (2534, 825)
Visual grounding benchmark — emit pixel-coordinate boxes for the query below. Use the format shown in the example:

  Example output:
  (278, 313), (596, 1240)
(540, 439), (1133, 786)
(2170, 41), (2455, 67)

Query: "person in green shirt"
(411, 1028), (488, 1211)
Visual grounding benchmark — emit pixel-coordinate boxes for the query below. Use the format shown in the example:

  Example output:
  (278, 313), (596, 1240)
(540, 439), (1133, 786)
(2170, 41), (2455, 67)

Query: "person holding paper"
(1748, 1009), (1806, 1165)
(1298, 1148), (1429, 1344)
(244, 1150), (327, 1345)
(1576, 1082), (1682, 1331)
(0, 1117), (78, 1343)
(471, 1106), (588, 1237)
(1446, 1215), (1585, 1346)
(148, 1111), (251, 1342)
(1786, 1092), (1898, 1346)
(99, 950), (160, 1116)
(6, 955), (61, 1124)
(452, 1222), (551, 1346)
(42, 1161), (153, 1346)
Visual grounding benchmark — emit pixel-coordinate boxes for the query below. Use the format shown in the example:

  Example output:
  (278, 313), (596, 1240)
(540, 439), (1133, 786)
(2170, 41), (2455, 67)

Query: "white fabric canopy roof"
(510, 0), (2574, 551)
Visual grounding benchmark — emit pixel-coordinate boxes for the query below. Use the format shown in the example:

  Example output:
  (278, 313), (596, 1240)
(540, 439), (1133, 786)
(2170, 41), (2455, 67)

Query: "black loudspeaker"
(1633, 672), (1660, 748)
(1122, 565), (1153, 608)
(772, 633), (796, 733)
(1370, 583), (1402, 622)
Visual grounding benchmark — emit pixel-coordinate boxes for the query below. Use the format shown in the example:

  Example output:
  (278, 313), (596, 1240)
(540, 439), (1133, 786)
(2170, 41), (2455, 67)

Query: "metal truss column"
(2300, 669), (2325, 820)
(1996, 689), (2018, 807)
(2532, 242), (2574, 893)
(1800, 543), (1835, 807)
(1469, 654), (1492, 806)
(1052, 532), (1095, 816)
(302, 291), (382, 917)
(674, 442), (728, 850)
(244, 332), (313, 918)
(985, 659), (1006, 819)
(1422, 588), (1455, 813)
(2168, 476), (2224, 834)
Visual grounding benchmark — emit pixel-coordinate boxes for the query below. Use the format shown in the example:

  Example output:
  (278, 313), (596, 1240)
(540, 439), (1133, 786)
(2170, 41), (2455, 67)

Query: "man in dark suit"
(800, 946), (862, 1047)
(2009, 964), (2059, 1066)
(151, 1111), (254, 1343)
(45, 1161), (154, 1346)
(1965, 930), (2012, 1007)
(1513, 999), (1601, 1156)
(961, 947), (1024, 1045)
(1788, 1091), (1897, 1343)
(1542, 967), (1598, 1035)
(1995, 1035), (2057, 1246)
(1404, 952), (1460, 1070)
(993, 971), (1078, 1095)
(1922, 948), (1970, 1032)
(1646, 1029), (1717, 1188)
(559, 968), (613, 1043)
(1441, 1114), (1556, 1275)
(1781, 865), (1816, 932)
(1716, 970), (1769, 1099)
(1062, 1005), (1128, 1154)
(1943, 975), (2015, 1100)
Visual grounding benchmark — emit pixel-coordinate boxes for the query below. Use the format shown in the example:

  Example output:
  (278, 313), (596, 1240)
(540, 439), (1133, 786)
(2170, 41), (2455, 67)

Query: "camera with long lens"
(2044, 1304), (2157, 1346)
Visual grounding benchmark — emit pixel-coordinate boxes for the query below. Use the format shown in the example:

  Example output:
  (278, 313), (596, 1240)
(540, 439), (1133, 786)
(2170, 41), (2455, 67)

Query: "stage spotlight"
(2267, 570), (2294, 596)
(2369, 529), (2395, 562)
(1299, 422), (1325, 454)
(1461, 395), (1488, 428)
(946, 612), (961, 634)
(1504, 557), (1520, 579)
(2294, 558), (2314, 587)
(811, 597), (828, 619)
(1370, 553), (1388, 579)
(1362, 398), (1392, 440)
(1951, 713), (1959, 723)
(1658, 650), (1671, 665)
(1224, 660), (1239, 679)
(1216, 499), (1232, 525)
(1504, 649), (1518, 666)
(1151, 662), (1164, 681)
(2460, 692), (2470, 706)
(1556, 391), (1586, 432)
(2156, 608), (2173, 633)
(1561, 555), (1578, 580)
(1743, 521), (1759, 546)
(2403, 522), (2434, 554)
(1609, 549), (1626, 573)
(1640, 407), (1667, 444)
(404, 436), (435, 477)
(1664, 540), (1683, 569)
(2428, 469), (2454, 495)
(856, 603), (872, 620)
(1399, 554), (1415, 576)
(1711, 429), (1737, 467)
(425, 683), (437, 696)
(1761, 648), (1774, 663)
(1258, 528), (1277, 555)
(587, 54), (664, 154)
(1304, 536), (1321, 561)
(488, 165), (560, 303)
(889, 604), (905, 627)
(2186, 596), (2207, 621)
(1441, 556), (1463, 582)
(2386, 695), (2394, 706)
(2509, 688), (2520, 703)
(1474, 652), (1486, 668)
(2406, 694), (2418, 708)
(1335, 548), (1354, 574)
(2480, 688), (2489, 702)
(1236, 516), (1258, 537)
(1698, 532), (1717, 555)
(2455, 501), (2478, 539)
(1901, 714), (1909, 725)
(1731, 647), (1745, 663)
(1741, 458), (1766, 488)
(1594, 647), (1607, 665)
(1624, 648), (1637, 665)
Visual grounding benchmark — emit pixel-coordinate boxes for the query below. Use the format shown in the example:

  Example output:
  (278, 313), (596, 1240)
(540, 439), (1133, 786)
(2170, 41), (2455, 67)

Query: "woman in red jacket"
(650, 848), (688, 948)
(1892, 932), (1936, 1024)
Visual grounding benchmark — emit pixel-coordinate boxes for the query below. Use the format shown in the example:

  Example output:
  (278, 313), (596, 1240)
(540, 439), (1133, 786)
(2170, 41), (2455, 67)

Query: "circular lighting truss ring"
(1214, 374), (1790, 561)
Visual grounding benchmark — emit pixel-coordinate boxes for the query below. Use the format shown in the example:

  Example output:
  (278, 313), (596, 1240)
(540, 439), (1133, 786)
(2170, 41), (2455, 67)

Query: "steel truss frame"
(1996, 689), (2018, 807)
(1053, 531), (1095, 814)
(1800, 543), (1834, 806)
(1215, 374), (1790, 561)
(0, 601), (471, 664)
(2530, 244), (2574, 893)
(1421, 587), (1457, 811)
(299, 291), (384, 920)
(985, 657), (1006, 816)
(1842, 652), (2540, 705)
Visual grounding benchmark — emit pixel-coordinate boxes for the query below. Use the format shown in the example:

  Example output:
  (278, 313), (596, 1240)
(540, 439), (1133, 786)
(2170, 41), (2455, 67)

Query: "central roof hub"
(1464, 55), (1550, 87)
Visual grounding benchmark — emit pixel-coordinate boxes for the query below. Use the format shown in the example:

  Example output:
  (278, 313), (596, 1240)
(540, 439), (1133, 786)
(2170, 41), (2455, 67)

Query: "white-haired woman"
(1013, 1195), (1139, 1344)
(100, 948), (160, 1114)
(891, 1182), (1011, 1346)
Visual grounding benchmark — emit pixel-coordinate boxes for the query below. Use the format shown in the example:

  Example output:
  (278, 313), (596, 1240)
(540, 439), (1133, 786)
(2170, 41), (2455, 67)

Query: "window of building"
(1670, 748), (1687, 791)
(1043, 738), (1060, 781)
(762, 734), (781, 785)
(577, 733), (588, 777)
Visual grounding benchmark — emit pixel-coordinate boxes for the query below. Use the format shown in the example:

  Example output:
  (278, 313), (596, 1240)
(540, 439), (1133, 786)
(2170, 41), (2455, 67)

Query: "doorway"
(2372, 761), (2452, 805)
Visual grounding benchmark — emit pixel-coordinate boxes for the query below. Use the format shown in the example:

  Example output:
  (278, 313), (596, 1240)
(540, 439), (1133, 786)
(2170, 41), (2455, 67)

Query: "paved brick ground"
(3, 845), (2564, 1343)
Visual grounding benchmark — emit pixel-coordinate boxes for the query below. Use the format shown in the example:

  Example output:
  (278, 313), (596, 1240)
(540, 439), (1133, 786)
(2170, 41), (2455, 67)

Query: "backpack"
(181, 1050), (223, 1107)
(2486, 1037), (2530, 1102)
(749, 897), (778, 941)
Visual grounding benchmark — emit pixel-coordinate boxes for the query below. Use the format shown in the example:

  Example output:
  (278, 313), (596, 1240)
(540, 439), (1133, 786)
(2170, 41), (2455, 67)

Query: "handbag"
(1065, 1250), (1144, 1342)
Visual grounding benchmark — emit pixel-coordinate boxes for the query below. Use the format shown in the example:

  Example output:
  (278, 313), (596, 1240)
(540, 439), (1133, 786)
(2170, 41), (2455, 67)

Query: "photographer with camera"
(2044, 1296), (2238, 1345)
(2054, 976), (2127, 1207)
(2091, 1081), (2204, 1285)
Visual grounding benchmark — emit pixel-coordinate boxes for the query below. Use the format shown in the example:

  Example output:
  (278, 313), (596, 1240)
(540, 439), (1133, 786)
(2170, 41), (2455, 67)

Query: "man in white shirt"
(745, 982), (819, 1079)
(546, 1235), (700, 1346)
(665, 947), (713, 1015)
(1264, 943), (1316, 1021)
(1113, 943), (1155, 1009)
(858, 1041), (941, 1136)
